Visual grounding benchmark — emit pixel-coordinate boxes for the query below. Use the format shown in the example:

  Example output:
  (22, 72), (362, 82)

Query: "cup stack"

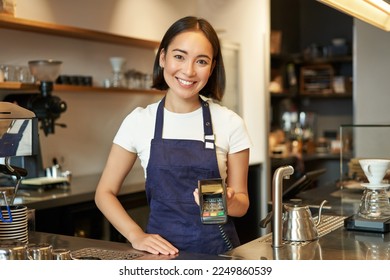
(0, 205), (28, 244)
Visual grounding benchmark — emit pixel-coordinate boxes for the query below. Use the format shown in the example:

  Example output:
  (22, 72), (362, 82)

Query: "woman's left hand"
(193, 188), (200, 205)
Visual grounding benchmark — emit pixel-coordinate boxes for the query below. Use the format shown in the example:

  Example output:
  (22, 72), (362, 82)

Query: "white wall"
(196, 0), (268, 166)
(354, 20), (390, 158)
(2, 0), (268, 182)
(354, 20), (390, 125)
(15, 0), (194, 41)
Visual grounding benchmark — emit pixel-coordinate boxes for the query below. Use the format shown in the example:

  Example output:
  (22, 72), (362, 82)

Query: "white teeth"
(178, 78), (194, 85)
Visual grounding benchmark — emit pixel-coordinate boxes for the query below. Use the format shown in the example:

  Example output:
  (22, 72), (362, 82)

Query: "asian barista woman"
(95, 16), (251, 256)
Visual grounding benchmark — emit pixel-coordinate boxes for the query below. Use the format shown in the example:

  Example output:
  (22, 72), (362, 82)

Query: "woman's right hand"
(130, 231), (179, 255)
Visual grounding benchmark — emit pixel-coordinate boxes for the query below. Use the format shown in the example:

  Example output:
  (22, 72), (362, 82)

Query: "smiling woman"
(95, 16), (252, 256)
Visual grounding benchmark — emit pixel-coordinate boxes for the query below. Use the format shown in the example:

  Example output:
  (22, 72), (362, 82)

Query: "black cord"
(218, 224), (233, 251)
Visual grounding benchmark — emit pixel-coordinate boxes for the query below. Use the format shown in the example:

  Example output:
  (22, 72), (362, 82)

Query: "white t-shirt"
(113, 97), (252, 180)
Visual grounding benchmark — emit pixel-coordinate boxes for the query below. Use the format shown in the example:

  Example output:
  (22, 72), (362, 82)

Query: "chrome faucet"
(272, 165), (294, 248)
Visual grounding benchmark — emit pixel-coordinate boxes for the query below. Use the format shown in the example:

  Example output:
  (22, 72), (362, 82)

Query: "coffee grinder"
(345, 159), (390, 233)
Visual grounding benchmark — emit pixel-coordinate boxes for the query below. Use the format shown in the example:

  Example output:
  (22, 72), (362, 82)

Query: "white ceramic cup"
(359, 159), (390, 185)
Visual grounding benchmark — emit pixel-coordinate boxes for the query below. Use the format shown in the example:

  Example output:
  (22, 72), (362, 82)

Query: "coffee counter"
(14, 174), (390, 260)
(28, 231), (228, 260)
(223, 219), (390, 260)
(13, 174), (226, 259)
(222, 182), (390, 260)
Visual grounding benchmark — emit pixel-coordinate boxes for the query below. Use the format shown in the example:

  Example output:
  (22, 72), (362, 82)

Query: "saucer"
(361, 183), (390, 189)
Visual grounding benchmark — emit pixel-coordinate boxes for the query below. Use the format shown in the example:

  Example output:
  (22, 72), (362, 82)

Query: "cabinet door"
(221, 42), (240, 114)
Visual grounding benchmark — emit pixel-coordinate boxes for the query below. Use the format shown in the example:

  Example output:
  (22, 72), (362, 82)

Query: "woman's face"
(159, 30), (215, 101)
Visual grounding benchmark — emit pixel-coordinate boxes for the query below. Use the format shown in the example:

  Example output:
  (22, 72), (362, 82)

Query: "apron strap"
(200, 99), (215, 149)
(154, 96), (215, 150)
(153, 97), (165, 140)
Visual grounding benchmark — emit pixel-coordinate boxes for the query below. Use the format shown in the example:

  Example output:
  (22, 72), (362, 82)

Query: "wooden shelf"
(0, 14), (159, 49)
(271, 54), (352, 65)
(54, 84), (164, 95)
(299, 92), (353, 99)
(0, 82), (165, 95)
(0, 81), (36, 91)
(0, 16), (163, 97)
(271, 91), (352, 99)
(299, 56), (353, 65)
(270, 92), (298, 98)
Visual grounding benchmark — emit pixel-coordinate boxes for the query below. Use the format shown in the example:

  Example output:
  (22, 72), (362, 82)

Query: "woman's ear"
(159, 48), (166, 68)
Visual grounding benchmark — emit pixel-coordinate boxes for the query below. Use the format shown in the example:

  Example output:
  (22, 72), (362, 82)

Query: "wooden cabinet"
(270, 55), (353, 97)
(269, 54), (353, 186)
(270, 0), (354, 143)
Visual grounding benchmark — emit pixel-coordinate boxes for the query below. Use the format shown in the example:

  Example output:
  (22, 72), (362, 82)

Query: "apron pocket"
(146, 165), (214, 201)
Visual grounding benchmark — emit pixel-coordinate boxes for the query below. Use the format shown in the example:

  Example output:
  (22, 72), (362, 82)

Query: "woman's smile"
(177, 77), (196, 87)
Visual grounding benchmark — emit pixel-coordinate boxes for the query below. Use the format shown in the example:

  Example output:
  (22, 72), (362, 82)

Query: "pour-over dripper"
(359, 159), (390, 185)
(109, 57), (126, 87)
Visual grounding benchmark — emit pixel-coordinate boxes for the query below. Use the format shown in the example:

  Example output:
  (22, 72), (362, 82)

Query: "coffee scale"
(345, 159), (390, 233)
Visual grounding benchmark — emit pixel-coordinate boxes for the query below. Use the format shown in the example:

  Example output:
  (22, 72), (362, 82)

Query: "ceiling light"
(317, 0), (390, 31)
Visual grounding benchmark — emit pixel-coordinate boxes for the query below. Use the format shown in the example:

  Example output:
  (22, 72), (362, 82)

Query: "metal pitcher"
(282, 199), (327, 242)
(0, 188), (13, 223)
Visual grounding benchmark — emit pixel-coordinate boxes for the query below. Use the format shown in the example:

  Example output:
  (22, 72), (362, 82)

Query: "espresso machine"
(0, 102), (38, 245)
(0, 102), (37, 201)
(3, 60), (67, 179)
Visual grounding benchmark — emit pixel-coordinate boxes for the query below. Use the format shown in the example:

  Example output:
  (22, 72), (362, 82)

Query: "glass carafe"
(358, 187), (390, 219)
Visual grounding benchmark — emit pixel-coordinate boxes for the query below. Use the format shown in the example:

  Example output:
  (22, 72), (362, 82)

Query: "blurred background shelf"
(0, 82), (164, 95)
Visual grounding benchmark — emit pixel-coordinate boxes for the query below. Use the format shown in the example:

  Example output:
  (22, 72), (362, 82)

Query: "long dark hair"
(152, 16), (225, 101)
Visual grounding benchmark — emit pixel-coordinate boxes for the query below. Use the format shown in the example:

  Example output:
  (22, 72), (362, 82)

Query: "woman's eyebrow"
(172, 48), (212, 60)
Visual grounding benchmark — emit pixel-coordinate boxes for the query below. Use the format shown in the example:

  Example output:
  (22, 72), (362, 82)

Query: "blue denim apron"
(145, 97), (240, 255)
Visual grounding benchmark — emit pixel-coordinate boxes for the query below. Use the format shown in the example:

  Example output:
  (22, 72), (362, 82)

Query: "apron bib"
(145, 97), (239, 255)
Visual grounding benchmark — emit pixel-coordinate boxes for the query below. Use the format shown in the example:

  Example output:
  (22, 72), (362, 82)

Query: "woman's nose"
(183, 61), (196, 76)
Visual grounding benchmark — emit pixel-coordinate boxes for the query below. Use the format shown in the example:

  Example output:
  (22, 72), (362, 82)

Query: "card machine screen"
(198, 178), (227, 224)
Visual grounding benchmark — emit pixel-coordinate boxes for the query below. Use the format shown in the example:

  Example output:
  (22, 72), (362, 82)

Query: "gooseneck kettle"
(282, 199), (328, 242)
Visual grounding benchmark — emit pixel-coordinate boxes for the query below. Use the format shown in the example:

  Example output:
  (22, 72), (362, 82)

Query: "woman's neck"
(164, 93), (201, 113)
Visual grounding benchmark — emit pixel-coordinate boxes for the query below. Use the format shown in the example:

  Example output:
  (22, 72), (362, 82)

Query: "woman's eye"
(174, 55), (184, 60)
(197, 59), (209, 65)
